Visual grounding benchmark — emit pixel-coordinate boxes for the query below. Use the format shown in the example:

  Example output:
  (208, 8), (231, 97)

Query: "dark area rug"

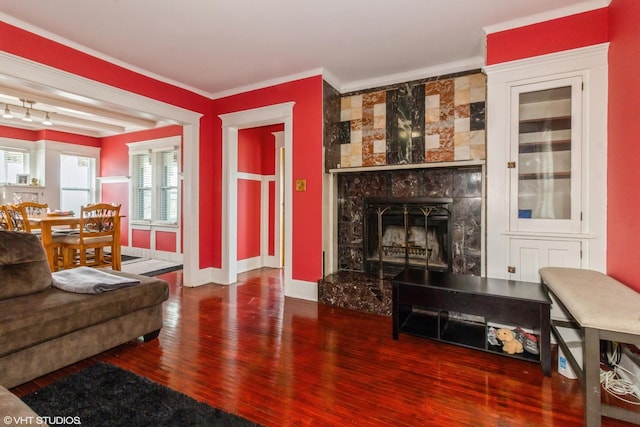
(22, 363), (260, 427)
(142, 264), (183, 277)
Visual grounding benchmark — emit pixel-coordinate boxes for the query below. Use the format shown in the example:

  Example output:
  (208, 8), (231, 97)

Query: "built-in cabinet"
(485, 44), (608, 319)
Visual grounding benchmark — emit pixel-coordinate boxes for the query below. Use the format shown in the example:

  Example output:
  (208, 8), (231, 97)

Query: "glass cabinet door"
(510, 77), (582, 233)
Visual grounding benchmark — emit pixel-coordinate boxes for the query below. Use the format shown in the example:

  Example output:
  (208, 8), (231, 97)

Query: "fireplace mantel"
(328, 159), (485, 174)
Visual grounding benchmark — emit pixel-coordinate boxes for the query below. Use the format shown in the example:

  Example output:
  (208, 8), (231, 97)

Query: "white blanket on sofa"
(52, 267), (140, 294)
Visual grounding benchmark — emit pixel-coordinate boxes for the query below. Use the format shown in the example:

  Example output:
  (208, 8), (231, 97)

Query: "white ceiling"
(0, 0), (607, 136)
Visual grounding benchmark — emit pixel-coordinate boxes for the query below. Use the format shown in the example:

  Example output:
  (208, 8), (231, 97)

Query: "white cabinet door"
(509, 77), (583, 234)
(509, 238), (581, 282)
(509, 238), (582, 320)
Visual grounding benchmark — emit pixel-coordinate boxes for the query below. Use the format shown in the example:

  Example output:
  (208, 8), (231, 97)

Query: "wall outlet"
(617, 344), (640, 399)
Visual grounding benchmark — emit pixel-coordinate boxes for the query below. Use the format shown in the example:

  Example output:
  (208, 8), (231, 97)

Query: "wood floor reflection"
(12, 268), (638, 426)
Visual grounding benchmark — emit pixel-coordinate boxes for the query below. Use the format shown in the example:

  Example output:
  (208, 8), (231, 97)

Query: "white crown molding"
(340, 56), (485, 94)
(210, 68), (325, 100)
(483, 43), (609, 77)
(483, 0), (611, 36)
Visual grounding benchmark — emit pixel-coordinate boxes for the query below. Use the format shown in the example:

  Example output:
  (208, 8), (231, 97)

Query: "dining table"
(29, 213), (122, 271)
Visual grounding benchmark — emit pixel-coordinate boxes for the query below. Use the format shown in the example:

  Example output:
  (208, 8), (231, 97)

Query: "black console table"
(392, 268), (552, 376)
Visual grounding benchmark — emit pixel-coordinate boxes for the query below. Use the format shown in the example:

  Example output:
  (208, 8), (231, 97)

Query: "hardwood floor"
(12, 268), (640, 426)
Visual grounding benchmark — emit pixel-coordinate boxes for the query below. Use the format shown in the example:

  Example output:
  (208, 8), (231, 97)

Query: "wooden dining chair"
(0, 205), (13, 230)
(14, 202), (49, 233)
(8, 202), (67, 270)
(6, 204), (28, 232)
(60, 203), (121, 270)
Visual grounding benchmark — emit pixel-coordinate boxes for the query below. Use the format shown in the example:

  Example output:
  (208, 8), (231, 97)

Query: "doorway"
(220, 102), (294, 292)
(236, 126), (284, 273)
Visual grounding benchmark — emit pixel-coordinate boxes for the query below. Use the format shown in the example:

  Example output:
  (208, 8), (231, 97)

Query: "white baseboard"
(285, 278), (318, 302)
(237, 256), (262, 274)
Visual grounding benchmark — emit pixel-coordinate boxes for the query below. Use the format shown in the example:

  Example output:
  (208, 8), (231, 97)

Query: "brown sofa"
(0, 385), (44, 426)
(0, 231), (169, 389)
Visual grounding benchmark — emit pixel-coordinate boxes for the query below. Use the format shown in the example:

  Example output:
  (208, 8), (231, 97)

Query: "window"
(60, 154), (96, 213)
(159, 150), (179, 223)
(130, 141), (179, 224)
(132, 152), (152, 220)
(0, 149), (30, 184)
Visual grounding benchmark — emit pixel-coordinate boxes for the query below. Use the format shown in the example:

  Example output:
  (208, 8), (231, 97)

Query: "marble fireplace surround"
(320, 162), (484, 315)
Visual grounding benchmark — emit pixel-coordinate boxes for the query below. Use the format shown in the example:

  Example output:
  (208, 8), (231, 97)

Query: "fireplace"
(364, 197), (452, 278)
(318, 167), (482, 316)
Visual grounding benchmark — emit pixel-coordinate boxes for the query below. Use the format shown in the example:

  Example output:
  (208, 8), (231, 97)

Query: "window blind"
(159, 150), (178, 222)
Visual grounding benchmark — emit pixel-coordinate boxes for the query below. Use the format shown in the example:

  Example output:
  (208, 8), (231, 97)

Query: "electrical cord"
(600, 342), (640, 405)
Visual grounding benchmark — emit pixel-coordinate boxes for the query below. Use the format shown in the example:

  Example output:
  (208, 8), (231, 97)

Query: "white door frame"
(267, 130), (285, 269)
(220, 102), (294, 288)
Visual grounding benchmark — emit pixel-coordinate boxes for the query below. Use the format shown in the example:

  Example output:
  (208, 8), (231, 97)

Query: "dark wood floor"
(12, 268), (640, 426)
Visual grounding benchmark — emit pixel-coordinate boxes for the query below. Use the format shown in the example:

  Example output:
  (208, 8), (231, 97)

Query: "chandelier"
(2, 99), (53, 126)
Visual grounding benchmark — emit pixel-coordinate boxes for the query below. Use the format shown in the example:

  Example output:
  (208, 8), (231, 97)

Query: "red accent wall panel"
(238, 127), (266, 175)
(0, 126), (38, 141)
(237, 179), (262, 260)
(0, 126), (100, 146)
(156, 231), (177, 252)
(607, 0), (640, 292)
(101, 125), (183, 177)
(238, 124), (282, 175)
(132, 229), (151, 249)
(486, 8), (609, 65)
(268, 180), (275, 256)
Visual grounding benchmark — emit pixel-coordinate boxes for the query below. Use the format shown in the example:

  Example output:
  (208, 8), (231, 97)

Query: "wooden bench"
(539, 267), (640, 427)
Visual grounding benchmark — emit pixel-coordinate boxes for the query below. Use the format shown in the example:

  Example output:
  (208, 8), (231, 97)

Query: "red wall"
(607, 0), (640, 291)
(486, 8), (609, 65)
(237, 179), (262, 260)
(211, 76), (324, 282)
(101, 125), (183, 176)
(238, 124), (280, 174)
(0, 126), (100, 146)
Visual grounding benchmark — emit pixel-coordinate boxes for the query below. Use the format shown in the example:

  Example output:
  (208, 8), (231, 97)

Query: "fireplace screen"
(364, 198), (452, 278)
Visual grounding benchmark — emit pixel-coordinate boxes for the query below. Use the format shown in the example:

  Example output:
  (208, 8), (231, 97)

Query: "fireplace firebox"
(363, 197), (453, 278)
